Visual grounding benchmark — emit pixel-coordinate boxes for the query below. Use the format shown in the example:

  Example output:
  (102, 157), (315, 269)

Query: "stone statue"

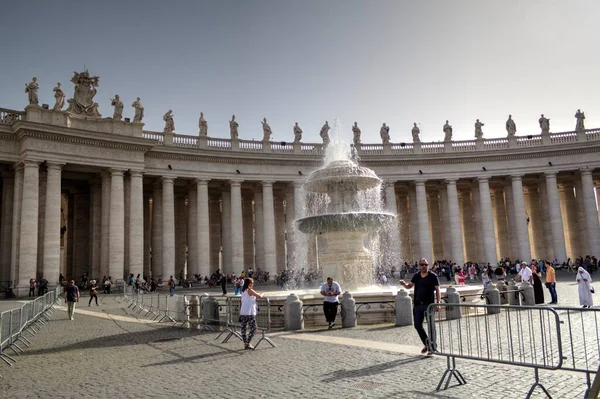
(163, 110), (175, 133)
(539, 114), (550, 135)
(52, 82), (65, 110)
(474, 119), (484, 139)
(380, 123), (391, 144)
(111, 95), (124, 121)
(412, 123), (420, 143)
(65, 70), (102, 117)
(132, 97), (144, 123)
(230, 114), (239, 139)
(199, 112), (208, 136)
(25, 77), (39, 106)
(261, 118), (272, 141)
(352, 122), (361, 145)
(320, 121), (330, 146)
(293, 122), (302, 143)
(575, 109), (585, 131)
(443, 120), (453, 141)
(506, 114), (516, 136)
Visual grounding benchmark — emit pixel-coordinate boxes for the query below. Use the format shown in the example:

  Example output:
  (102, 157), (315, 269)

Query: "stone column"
(446, 179), (464, 266)
(597, 186), (600, 226)
(415, 180), (432, 263)
(109, 169), (125, 281)
(254, 189), (265, 270)
(196, 180), (210, 278)
(175, 195), (187, 276)
(545, 173), (567, 262)
(43, 163), (62, 285)
(580, 169), (600, 257)
(385, 181), (401, 265)
(575, 180), (587, 256)
(242, 193), (254, 272)
(493, 187), (510, 260)
(560, 183), (578, 259)
(187, 185), (198, 277)
(428, 191), (443, 260)
(72, 190), (90, 279)
(100, 171), (111, 277)
(221, 190), (232, 274)
(511, 175), (531, 262)
(18, 161), (40, 289)
(151, 182), (163, 277)
(230, 180), (244, 275)
(525, 186), (543, 259)
(11, 165), (23, 286)
(538, 181), (553, 260)
(162, 177), (175, 280)
(0, 172), (14, 282)
(274, 192), (286, 272)
(471, 186), (483, 262)
(408, 186), (419, 263)
(396, 191), (411, 264)
(439, 185), (452, 261)
(478, 177), (497, 265)
(128, 171), (144, 279)
(293, 182), (307, 270)
(459, 190), (474, 263)
(504, 184), (518, 260)
(90, 181), (102, 280)
(262, 181), (277, 277)
(209, 195), (221, 274)
(37, 170), (46, 275)
(284, 188), (295, 270)
(143, 196), (151, 278)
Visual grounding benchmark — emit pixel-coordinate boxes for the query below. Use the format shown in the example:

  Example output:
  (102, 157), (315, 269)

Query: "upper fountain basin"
(295, 212), (396, 234)
(303, 160), (382, 193)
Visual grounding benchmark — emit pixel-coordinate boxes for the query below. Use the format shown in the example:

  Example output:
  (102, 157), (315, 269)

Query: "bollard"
(284, 294), (304, 331)
(485, 284), (501, 314)
(445, 286), (462, 320)
(507, 280), (520, 305)
(395, 289), (413, 326)
(497, 281), (508, 304)
(189, 295), (200, 319)
(520, 282), (535, 306)
(202, 295), (220, 325)
(341, 292), (357, 328)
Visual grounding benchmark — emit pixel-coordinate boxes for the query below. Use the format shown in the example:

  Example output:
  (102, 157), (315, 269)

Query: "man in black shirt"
(399, 258), (441, 355)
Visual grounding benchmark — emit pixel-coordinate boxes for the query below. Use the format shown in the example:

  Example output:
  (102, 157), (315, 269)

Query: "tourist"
(88, 279), (99, 306)
(514, 261), (533, 284)
(531, 263), (545, 304)
(104, 276), (112, 294)
(64, 280), (80, 320)
(220, 274), (227, 296)
(240, 278), (263, 350)
(576, 267), (594, 308)
(320, 277), (342, 329)
(168, 275), (175, 296)
(29, 278), (35, 297)
(399, 258), (441, 355)
(545, 260), (557, 304)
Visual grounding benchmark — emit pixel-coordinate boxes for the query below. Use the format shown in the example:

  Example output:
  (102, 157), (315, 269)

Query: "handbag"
(591, 287), (595, 294)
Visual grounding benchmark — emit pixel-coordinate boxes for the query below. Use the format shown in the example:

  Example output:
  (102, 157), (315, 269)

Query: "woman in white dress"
(239, 278), (263, 350)
(576, 267), (594, 308)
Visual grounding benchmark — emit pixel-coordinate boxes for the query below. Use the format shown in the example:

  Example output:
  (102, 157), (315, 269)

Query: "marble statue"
(352, 122), (361, 145)
(111, 95), (124, 121)
(163, 110), (175, 133)
(293, 122), (303, 143)
(320, 121), (330, 146)
(230, 114), (239, 140)
(261, 118), (272, 141)
(132, 97), (144, 123)
(25, 77), (39, 106)
(380, 123), (390, 144)
(412, 123), (420, 142)
(52, 82), (65, 110)
(575, 109), (585, 131)
(474, 119), (484, 139)
(65, 70), (101, 117)
(443, 120), (453, 141)
(539, 114), (550, 135)
(506, 115), (516, 136)
(199, 112), (208, 136)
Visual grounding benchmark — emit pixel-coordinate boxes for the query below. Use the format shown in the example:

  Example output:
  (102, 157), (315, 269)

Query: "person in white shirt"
(515, 261), (533, 284)
(239, 278), (263, 350)
(320, 277), (342, 329)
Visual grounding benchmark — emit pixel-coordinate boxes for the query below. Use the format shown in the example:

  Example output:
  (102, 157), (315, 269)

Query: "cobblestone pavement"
(0, 275), (595, 399)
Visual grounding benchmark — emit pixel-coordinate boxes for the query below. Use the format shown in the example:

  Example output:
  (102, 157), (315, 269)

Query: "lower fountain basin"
(295, 212), (396, 234)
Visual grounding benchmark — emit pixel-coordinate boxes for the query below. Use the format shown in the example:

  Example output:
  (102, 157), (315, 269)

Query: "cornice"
(17, 129), (154, 152)
(145, 149), (323, 166)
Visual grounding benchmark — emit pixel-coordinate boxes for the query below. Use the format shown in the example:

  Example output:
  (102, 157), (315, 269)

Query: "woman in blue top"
(239, 278), (263, 350)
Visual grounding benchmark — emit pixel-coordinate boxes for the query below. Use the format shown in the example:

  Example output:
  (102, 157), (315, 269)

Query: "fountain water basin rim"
(295, 211), (396, 234)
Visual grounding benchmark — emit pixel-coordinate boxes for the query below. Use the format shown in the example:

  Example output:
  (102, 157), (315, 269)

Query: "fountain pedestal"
(319, 231), (373, 291)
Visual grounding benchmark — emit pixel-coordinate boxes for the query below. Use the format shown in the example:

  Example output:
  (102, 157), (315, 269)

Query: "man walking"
(64, 280), (80, 320)
(399, 258), (441, 355)
(545, 260), (558, 304)
(320, 277), (342, 329)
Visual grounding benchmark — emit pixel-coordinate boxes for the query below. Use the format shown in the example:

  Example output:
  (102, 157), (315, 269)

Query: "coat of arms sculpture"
(65, 70), (102, 117)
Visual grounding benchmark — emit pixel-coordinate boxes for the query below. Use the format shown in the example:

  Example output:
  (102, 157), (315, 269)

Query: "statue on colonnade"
(506, 115), (516, 136)
(380, 123), (390, 144)
(443, 120), (453, 141)
(163, 110), (175, 133)
(53, 82), (65, 110)
(575, 109), (585, 131)
(25, 77), (39, 106)
(352, 122), (361, 146)
(539, 114), (550, 135)
(199, 112), (208, 136)
(320, 121), (330, 146)
(65, 70), (102, 117)
(474, 119), (484, 139)
(412, 123), (420, 143)
(230, 114), (239, 139)
(261, 118), (272, 141)
(132, 97), (144, 123)
(293, 122), (303, 143)
(111, 95), (124, 121)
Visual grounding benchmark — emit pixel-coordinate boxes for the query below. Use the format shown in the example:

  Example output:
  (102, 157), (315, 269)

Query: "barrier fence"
(0, 286), (61, 371)
(427, 303), (600, 399)
(122, 286), (275, 349)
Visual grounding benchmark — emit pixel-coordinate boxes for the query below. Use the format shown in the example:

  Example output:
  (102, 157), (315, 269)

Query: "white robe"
(576, 268), (594, 307)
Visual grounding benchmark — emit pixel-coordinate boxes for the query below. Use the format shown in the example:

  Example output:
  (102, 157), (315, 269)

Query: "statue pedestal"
(163, 132), (173, 146)
(293, 142), (301, 154)
(444, 140), (453, 152)
(413, 141), (422, 154)
(475, 138), (484, 150)
(508, 136), (517, 148)
(577, 130), (587, 142)
(383, 143), (392, 155)
(198, 135), (208, 149)
(262, 141), (271, 153)
(24, 105), (43, 123)
(541, 133), (551, 145)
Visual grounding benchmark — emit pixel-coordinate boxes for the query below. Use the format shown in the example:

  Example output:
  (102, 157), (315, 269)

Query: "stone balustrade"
(0, 108), (25, 125)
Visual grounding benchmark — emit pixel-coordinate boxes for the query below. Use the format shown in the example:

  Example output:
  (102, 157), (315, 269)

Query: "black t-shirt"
(411, 271), (440, 306)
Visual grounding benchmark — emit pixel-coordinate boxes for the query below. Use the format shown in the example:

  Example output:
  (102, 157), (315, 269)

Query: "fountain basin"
(302, 160), (382, 193)
(296, 212), (395, 234)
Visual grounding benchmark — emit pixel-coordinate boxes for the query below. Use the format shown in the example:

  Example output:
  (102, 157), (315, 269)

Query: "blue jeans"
(546, 283), (557, 303)
(413, 304), (429, 347)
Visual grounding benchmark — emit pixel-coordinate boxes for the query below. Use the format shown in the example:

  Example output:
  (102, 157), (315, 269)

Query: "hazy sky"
(1, 0), (599, 143)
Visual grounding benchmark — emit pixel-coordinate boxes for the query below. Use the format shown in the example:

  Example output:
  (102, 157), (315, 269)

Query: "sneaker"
(421, 346), (428, 354)
(330, 322), (335, 328)
(245, 344), (254, 350)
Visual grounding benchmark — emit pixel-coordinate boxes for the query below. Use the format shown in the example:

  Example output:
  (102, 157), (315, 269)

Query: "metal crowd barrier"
(221, 296), (275, 349)
(427, 303), (600, 399)
(0, 286), (61, 371)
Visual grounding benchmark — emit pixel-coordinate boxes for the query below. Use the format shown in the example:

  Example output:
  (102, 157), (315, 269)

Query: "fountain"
(295, 121), (395, 291)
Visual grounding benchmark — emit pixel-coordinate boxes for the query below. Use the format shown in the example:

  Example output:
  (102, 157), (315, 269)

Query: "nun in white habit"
(576, 267), (594, 308)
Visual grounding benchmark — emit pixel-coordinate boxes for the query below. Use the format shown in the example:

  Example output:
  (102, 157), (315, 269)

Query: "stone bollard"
(507, 280), (520, 305)
(202, 295), (220, 325)
(445, 286), (462, 320)
(341, 292), (357, 328)
(189, 295), (200, 319)
(485, 284), (501, 314)
(284, 294), (304, 331)
(395, 289), (413, 326)
(497, 281), (508, 304)
(520, 282), (535, 306)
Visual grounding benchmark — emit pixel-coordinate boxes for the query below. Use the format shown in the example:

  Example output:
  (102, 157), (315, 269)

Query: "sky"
(1, 0), (599, 144)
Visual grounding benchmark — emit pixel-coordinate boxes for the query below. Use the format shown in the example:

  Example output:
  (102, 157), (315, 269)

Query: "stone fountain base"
(318, 231), (373, 291)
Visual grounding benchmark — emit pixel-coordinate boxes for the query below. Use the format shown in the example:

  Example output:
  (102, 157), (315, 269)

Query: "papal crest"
(65, 70), (102, 118)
